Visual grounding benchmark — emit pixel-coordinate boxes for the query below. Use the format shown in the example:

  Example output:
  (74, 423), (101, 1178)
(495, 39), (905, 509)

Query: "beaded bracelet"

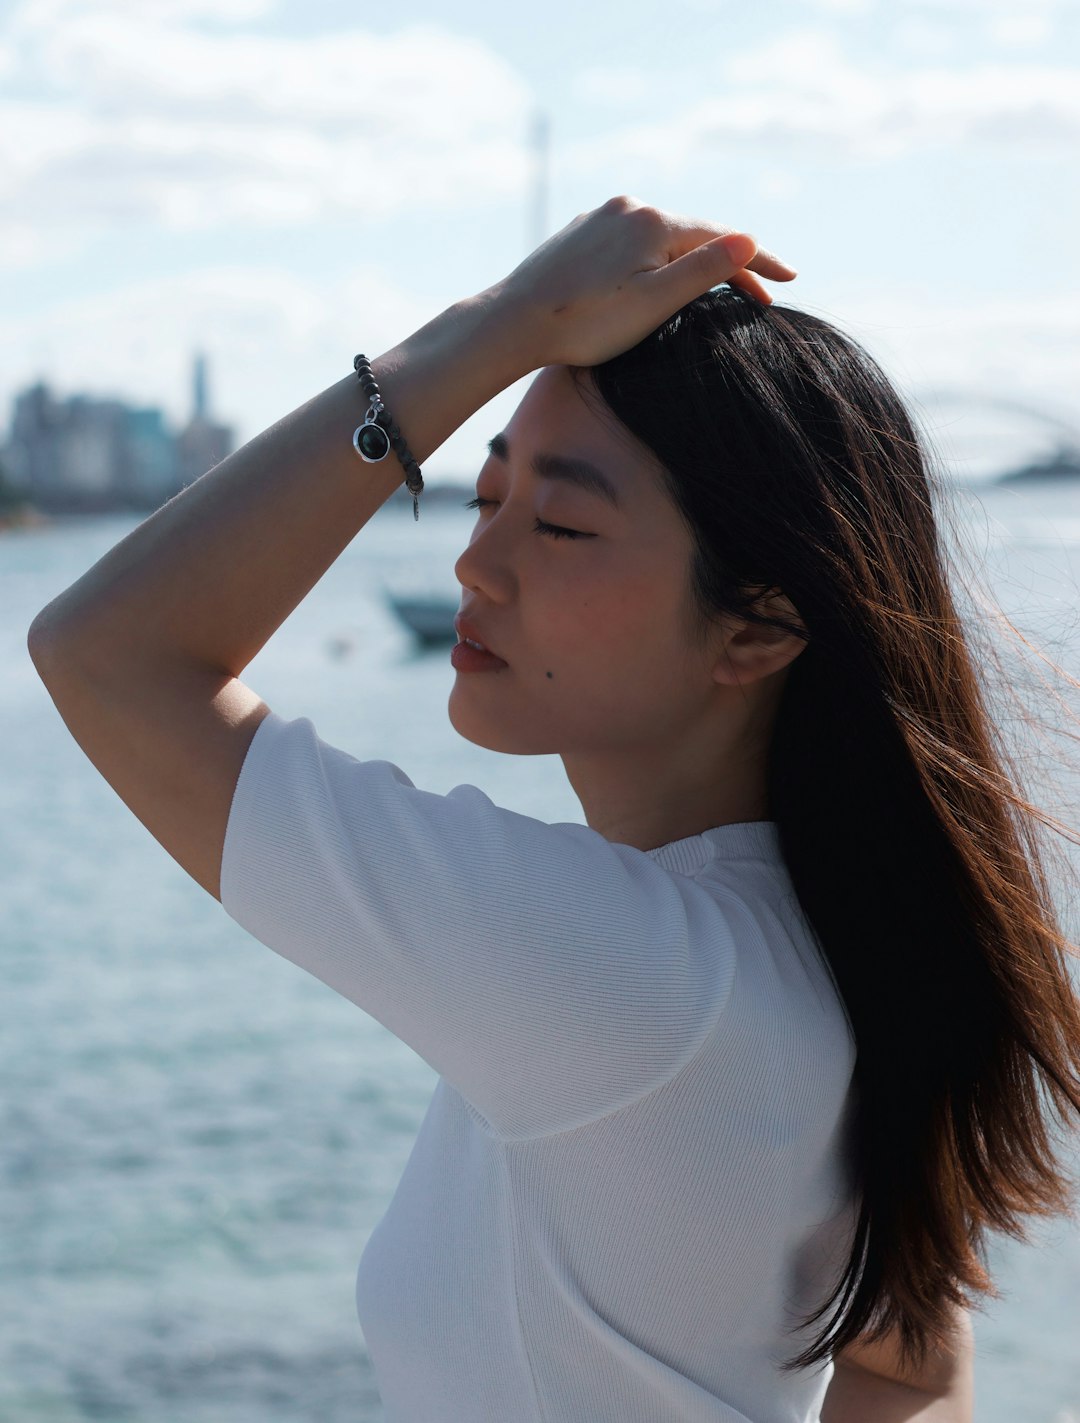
(352, 354), (424, 520)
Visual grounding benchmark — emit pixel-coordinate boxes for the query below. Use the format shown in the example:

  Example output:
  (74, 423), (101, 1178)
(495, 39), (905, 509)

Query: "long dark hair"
(570, 284), (1080, 1375)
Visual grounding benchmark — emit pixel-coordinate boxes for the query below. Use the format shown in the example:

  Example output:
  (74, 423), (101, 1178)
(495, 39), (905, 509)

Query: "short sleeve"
(220, 711), (739, 1139)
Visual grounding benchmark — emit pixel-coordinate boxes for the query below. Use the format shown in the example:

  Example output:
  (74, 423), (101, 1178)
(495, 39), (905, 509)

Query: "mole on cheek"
(545, 671), (554, 679)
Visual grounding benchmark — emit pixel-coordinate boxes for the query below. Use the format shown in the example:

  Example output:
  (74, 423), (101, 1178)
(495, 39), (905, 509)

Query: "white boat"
(996, 445), (1080, 484)
(384, 590), (459, 645)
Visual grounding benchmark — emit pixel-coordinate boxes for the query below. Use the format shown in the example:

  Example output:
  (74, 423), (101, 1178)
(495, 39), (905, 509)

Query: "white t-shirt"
(220, 711), (860, 1423)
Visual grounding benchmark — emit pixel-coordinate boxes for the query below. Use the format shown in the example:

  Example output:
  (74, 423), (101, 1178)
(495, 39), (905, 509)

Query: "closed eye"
(463, 495), (594, 541)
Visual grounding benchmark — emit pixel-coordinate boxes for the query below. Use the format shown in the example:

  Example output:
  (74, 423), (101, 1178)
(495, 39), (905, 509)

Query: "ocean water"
(2, 482), (1079, 1423)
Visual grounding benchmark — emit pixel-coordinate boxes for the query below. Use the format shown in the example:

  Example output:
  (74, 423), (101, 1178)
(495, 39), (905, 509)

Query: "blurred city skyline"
(2, 0), (1078, 486)
(1, 353), (234, 512)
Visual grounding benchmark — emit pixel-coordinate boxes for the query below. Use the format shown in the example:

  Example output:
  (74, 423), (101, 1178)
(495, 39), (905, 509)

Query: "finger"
(646, 231), (761, 314)
(727, 268), (774, 304)
(748, 246), (798, 281)
(664, 217), (797, 281)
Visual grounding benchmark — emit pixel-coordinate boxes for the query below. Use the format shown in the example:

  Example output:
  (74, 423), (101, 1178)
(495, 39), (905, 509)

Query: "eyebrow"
(485, 432), (621, 511)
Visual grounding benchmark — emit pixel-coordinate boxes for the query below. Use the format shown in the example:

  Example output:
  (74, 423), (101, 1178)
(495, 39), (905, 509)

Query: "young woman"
(29, 196), (1080, 1423)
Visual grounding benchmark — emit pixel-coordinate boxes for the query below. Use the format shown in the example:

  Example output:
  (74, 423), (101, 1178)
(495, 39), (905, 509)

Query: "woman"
(28, 196), (1080, 1423)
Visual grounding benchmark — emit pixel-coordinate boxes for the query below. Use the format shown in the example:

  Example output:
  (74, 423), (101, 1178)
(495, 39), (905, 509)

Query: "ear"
(711, 588), (808, 688)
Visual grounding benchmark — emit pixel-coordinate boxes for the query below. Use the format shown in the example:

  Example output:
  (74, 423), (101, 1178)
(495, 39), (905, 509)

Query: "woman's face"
(449, 363), (729, 763)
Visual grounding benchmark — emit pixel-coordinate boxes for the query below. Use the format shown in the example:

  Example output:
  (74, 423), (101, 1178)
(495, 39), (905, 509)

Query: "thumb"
(654, 231), (759, 305)
(712, 232), (758, 268)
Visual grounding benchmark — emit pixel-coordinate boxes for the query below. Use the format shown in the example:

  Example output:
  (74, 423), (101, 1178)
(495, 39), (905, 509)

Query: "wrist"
(358, 289), (539, 500)
(470, 280), (545, 383)
(380, 286), (537, 403)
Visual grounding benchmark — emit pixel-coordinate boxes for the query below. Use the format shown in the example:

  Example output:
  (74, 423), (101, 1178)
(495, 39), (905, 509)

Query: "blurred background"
(2, 0), (1079, 1419)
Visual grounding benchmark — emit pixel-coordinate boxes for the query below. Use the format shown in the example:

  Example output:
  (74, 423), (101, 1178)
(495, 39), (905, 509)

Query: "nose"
(454, 514), (515, 602)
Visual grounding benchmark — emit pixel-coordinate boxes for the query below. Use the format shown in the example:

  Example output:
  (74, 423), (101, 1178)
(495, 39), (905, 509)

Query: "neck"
(562, 740), (771, 853)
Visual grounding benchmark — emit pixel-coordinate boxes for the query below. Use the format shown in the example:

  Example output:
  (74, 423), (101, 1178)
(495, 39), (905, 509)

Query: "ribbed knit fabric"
(220, 711), (860, 1423)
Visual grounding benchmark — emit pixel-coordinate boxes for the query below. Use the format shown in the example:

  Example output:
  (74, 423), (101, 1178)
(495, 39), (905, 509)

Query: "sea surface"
(2, 481), (1080, 1423)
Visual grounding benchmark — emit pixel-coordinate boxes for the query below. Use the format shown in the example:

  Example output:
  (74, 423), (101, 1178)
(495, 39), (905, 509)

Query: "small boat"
(996, 445), (1080, 484)
(384, 590), (459, 645)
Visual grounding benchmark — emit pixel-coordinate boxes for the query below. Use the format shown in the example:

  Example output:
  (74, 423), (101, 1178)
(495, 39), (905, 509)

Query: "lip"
(454, 613), (503, 660)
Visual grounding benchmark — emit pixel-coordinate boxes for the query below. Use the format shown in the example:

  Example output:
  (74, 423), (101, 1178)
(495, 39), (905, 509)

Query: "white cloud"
(754, 170), (806, 200)
(798, 0), (1069, 52)
(0, 262), (527, 482)
(5, 1), (1076, 273)
(0, 223), (83, 269)
(1, 3), (533, 258)
(987, 14), (1053, 49)
(817, 286), (1080, 478)
(898, 0), (1068, 11)
(892, 17), (957, 59)
(0, 262), (432, 432)
(843, 288), (1080, 395)
(802, 0), (1069, 12)
(807, 0), (871, 13)
(564, 29), (1080, 170)
(17, 0), (279, 28)
(572, 65), (654, 106)
(7, 263), (1077, 495)
(20, 10), (518, 125)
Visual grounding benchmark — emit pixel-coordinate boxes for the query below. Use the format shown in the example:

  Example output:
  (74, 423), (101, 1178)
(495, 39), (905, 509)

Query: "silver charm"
(353, 401), (391, 462)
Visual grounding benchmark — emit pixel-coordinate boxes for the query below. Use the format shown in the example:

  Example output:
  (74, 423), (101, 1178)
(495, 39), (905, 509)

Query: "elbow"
(27, 606), (59, 678)
(27, 603), (85, 684)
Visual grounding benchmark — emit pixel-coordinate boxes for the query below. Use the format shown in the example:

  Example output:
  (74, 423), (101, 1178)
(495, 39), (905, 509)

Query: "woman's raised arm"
(27, 199), (791, 679)
(24, 287), (531, 900)
(25, 199), (794, 901)
(27, 288), (530, 678)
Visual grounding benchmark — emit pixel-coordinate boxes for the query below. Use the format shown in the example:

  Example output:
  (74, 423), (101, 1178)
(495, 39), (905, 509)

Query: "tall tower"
(529, 108), (551, 252)
(177, 350), (233, 489)
(192, 352), (208, 421)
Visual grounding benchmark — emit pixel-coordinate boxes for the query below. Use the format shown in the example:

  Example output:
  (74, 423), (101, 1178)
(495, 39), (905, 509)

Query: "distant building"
(176, 351), (234, 491)
(1, 353), (235, 513)
(124, 405), (179, 505)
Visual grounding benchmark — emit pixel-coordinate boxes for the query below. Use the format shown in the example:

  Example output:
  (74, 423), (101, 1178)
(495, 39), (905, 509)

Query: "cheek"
(539, 572), (685, 678)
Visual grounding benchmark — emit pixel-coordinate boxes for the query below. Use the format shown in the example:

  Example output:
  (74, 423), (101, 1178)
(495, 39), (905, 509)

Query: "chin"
(447, 691), (556, 757)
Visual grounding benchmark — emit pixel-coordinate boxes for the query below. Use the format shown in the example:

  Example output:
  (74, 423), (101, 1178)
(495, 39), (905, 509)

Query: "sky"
(2, 0), (1079, 486)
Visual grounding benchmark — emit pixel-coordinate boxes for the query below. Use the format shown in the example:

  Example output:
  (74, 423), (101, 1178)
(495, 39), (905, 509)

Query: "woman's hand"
(486, 193), (798, 370)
